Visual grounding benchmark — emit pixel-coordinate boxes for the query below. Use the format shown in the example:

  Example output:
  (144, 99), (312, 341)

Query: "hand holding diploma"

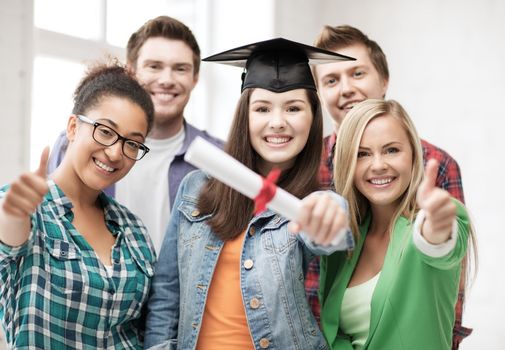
(417, 159), (457, 244)
(185, 137), (350, 247)
(287, 192), (349, 246)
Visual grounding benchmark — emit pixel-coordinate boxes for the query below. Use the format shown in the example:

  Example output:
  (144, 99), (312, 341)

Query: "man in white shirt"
(48, 16), (223, 253)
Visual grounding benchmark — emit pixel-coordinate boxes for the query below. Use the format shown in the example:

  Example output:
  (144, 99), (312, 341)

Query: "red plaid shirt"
(306, 133), (471, 349)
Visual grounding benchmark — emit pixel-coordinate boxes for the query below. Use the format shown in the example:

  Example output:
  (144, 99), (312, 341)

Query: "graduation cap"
(203, 37), (355, 93)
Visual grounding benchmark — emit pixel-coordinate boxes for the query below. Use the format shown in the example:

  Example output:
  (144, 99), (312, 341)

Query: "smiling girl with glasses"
(76, 114), (150, 160)
(0, 61), (156, 349)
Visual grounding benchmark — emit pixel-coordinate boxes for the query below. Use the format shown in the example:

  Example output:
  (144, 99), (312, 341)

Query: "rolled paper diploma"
(185, 136), (345, 247)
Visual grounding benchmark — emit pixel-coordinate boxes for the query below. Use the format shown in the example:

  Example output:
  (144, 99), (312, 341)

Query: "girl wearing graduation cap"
(145, 38), (354, 350)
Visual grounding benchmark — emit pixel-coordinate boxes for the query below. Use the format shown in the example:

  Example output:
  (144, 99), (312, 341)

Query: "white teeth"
(370, 178), (393, 185)
(154, 92), (175, 102)
(94, 159), (115, 172)
(266, 136), (290, 144)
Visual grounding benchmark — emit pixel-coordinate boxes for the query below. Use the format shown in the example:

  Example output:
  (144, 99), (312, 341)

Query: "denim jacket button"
(191, 210), (200, 217)
(243, 259), (254, 270)
(250, 297), (260, 309)
(259, 338), (270, 348)
(249, 226), (256, 236)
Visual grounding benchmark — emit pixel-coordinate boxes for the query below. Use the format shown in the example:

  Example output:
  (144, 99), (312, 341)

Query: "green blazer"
(319, 201), (469, 350)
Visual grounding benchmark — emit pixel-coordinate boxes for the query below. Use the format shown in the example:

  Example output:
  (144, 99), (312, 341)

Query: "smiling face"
(248, 88), (313, 175)
(133, 37), (198, 138)
(315, 43), (388, 129)
(353, 114), (413, 213)
(65, 95), (149, 192)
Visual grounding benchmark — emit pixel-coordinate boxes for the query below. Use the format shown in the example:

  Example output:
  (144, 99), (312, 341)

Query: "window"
(34, 0), (103, 41)
(31, 0), (197, 168)
(31, 56), (86, 164)
(106, 0), (195, 47)
(30, 0), (274, 168)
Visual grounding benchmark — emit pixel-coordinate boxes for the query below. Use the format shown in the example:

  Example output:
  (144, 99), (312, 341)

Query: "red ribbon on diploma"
(254, 168), (281, 215)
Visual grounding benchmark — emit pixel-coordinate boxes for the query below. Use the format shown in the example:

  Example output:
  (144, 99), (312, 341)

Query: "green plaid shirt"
(0, 180), (156, 349)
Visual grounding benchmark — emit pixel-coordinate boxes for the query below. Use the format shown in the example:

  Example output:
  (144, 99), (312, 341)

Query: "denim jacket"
(144, 170), (354, 350)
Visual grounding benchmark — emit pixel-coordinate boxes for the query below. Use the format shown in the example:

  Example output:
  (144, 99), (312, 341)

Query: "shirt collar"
(44, 180), (121, 233)
(44, 180), (73, 219)
(326, 132), (337, 153)
(252, 208), (288, 230)
(175, 120), (197, 157)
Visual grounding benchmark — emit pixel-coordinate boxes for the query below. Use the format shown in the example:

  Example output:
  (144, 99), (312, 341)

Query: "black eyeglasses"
(76, 115), (150, 161)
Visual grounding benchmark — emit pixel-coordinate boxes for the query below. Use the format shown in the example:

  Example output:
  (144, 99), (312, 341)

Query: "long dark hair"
(198, 88), (323, 240)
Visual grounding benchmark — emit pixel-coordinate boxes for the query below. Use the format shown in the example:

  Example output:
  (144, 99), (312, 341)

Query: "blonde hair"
(334, 98), (477, 285)
(333, 99), (424, 240)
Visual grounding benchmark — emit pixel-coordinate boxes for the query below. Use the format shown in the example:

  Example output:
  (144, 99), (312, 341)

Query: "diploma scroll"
(184, 136), (301, 221)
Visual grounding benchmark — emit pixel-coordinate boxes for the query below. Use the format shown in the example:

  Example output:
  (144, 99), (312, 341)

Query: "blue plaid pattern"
(0, 180), (156, 349)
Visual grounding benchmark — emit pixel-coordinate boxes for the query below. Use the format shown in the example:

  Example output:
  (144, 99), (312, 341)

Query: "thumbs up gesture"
(0, 147), (50, 247)
(416, 159), (457, 244)
(2, 147), (50, 218)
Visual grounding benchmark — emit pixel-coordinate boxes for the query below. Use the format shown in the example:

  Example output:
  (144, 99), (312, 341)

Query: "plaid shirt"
(306, 133), (470, 349)
(0, 181), (156, 349)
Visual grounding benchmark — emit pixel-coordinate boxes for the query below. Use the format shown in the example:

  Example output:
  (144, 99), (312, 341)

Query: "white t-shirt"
(115, 127), (185, 254)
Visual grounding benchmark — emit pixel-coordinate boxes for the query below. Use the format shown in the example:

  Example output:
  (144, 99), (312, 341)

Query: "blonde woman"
(319, 99), (476, 350)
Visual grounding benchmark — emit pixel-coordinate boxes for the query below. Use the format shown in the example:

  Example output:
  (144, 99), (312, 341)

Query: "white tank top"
(339, 272), (381, 349)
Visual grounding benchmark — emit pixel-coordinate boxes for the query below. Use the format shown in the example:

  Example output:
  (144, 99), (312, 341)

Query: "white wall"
(195, 0), (276, 140)
(315, 1), (504, 349)
(0, 0), (33, 185)
(0, 3), (32, 348)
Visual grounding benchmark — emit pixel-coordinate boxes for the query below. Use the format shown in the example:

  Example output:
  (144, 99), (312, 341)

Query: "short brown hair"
(198, 88), (323, 240)
(314, 25), (389, 82)
(126, 16), (201, 74)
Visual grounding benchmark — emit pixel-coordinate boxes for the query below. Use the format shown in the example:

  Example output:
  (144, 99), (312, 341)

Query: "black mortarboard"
(203, 37), (355, 93)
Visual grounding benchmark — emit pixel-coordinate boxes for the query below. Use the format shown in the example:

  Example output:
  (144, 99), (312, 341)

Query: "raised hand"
(416, 159), (457, 244)
(0, 147), (50, 247)
(2, 147), (50, 218)
(288, 192), (348, 246)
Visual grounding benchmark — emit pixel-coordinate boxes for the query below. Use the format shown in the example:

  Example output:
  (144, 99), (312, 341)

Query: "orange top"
(196, 231), (255, 350)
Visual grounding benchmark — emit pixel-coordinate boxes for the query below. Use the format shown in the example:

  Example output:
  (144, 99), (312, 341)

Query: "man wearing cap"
(304, 25), (469, 349)
(47, 16), (223, 253)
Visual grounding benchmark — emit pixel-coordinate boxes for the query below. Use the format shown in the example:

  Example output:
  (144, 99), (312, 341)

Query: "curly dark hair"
(72, 60), (154, 132)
